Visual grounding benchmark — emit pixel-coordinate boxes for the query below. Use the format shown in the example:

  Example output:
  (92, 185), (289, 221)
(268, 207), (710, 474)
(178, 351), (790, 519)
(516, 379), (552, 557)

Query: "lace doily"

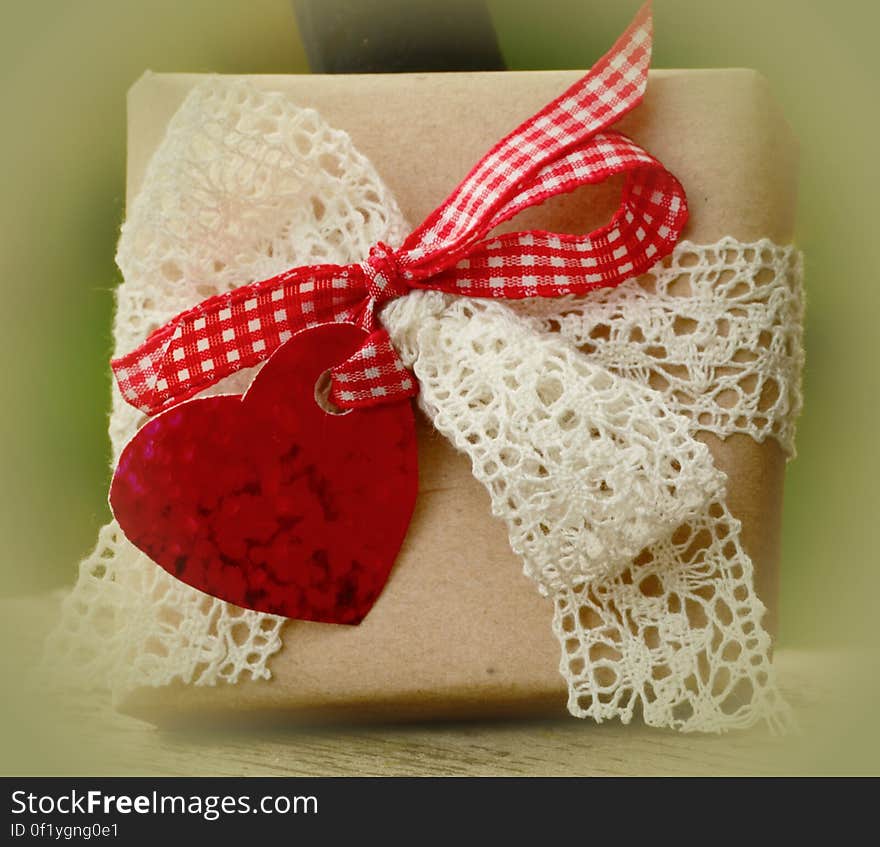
(44, 79), (803, 732)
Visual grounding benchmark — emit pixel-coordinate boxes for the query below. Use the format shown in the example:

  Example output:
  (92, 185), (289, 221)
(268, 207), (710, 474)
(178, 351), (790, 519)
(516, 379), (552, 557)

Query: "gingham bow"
(113, 2), (686, 414)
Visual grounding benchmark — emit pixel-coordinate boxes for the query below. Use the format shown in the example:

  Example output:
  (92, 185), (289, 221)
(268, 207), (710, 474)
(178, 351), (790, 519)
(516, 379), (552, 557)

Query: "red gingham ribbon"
(113, 2), (686, 414)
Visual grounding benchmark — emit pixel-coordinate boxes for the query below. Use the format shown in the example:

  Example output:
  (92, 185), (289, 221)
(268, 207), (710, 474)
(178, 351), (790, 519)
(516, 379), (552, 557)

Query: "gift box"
(49, 8), (804, 733)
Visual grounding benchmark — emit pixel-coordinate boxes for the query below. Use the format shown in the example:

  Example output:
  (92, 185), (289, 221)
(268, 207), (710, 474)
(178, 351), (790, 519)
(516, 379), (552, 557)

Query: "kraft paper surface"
(118, 69), (797, 725)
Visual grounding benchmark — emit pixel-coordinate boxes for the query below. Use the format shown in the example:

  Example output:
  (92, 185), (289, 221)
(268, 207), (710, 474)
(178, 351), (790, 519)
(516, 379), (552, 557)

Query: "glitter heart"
(110, 323), (418, 624)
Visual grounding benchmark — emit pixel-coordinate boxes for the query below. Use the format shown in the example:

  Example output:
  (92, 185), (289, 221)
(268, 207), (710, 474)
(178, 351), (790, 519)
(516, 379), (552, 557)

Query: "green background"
(1, 0), (877, 657)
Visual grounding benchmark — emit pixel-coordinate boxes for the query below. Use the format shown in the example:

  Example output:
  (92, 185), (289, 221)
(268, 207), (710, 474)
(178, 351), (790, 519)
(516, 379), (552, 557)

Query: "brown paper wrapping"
(118, 69), (797, 725)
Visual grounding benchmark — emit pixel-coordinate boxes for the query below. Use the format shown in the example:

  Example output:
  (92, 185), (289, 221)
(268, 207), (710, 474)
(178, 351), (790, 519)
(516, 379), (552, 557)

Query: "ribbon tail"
(329, 328), (418, 409)
(112, 321), (180, 414)
(398, 1), (655, 270)
(111, 264), (369, 416)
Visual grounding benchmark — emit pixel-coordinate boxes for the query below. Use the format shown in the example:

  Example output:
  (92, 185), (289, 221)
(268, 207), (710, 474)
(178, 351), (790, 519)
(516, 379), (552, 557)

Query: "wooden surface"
(1, 594), (860, 776)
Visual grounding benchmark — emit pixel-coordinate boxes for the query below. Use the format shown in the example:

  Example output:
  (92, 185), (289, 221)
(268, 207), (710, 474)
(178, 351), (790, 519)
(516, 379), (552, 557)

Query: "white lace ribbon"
(44, 79), (803, 732)
(383, 292), (726, 588)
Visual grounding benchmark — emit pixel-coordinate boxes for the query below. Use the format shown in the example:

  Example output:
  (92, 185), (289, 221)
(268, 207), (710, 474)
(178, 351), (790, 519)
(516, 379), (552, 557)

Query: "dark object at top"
(293, 0), (505, 73)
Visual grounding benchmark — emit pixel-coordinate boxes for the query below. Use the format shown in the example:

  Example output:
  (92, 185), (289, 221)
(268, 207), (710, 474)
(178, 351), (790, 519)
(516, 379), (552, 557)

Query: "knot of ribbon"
(113, 2), (685, 415)
(361, 241), (410, 305)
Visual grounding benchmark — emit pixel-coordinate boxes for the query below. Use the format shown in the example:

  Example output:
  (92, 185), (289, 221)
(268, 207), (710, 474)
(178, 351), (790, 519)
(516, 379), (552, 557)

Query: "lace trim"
(513, 239), (804, 457)
(554, 500), (787, 733)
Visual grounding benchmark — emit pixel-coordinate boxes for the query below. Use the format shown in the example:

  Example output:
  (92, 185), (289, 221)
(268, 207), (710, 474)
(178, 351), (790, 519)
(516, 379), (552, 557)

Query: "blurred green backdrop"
(1, 0), (877, 655)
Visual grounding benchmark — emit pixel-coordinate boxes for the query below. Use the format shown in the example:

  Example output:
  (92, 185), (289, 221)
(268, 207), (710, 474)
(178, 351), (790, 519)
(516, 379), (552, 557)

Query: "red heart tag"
(110, 323), (418, 625)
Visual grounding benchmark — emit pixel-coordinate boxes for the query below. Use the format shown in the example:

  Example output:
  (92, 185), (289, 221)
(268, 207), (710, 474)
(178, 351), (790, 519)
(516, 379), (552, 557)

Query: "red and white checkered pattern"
(113, 2), (686, 414)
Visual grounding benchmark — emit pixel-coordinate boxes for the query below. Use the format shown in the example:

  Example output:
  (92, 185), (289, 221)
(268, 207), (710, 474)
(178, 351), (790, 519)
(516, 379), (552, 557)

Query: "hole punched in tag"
(314, 369), (351, 416)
